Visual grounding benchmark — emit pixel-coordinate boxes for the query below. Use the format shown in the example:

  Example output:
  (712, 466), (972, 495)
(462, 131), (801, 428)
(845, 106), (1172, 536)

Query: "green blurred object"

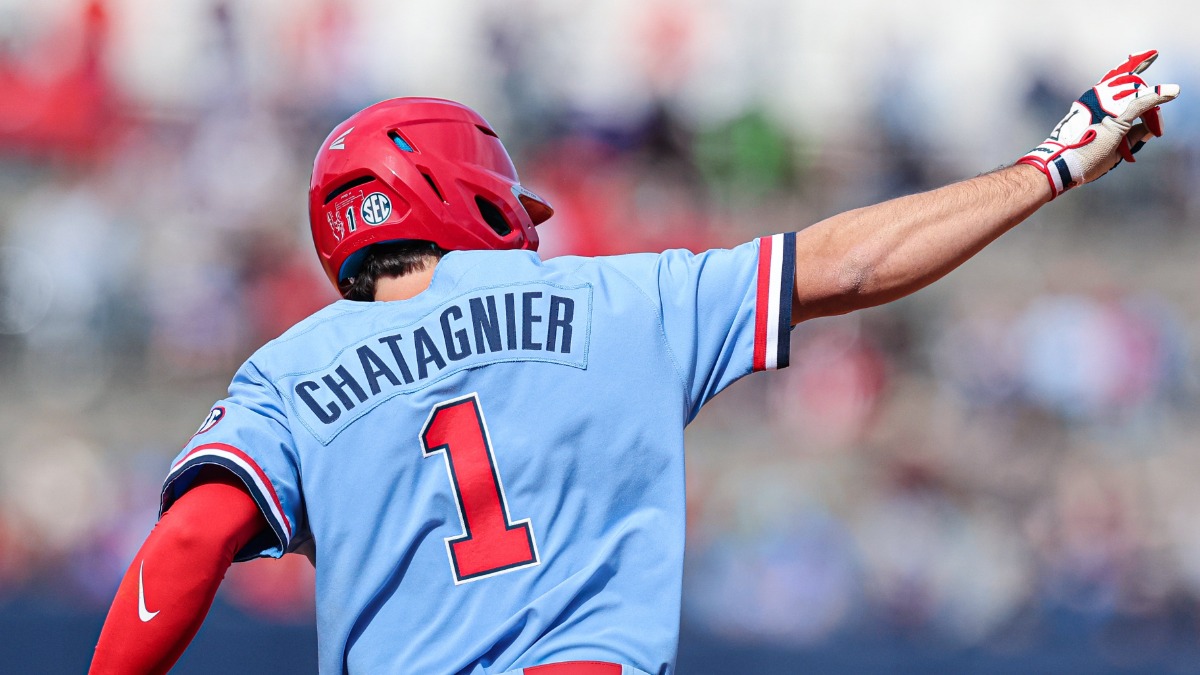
(693, 107), (801, 204)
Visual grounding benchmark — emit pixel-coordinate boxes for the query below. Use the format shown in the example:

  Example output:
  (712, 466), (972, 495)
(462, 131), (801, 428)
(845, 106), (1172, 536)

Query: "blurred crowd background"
(3, 0), (1200, 672)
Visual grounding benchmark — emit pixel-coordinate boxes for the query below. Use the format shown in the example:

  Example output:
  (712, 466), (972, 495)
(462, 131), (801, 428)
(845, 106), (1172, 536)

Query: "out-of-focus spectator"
(1, 2), (1200, 670)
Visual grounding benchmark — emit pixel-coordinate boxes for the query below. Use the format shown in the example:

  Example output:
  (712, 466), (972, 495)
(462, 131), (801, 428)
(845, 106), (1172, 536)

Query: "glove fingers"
(1129, 121), (1153, 145)
(1119, 84), (1180, 123)
(1143, 106), (1164, 137)
(1131, 50), (1159, 75)
(1101, 50), (1158, 81)
(1119, 122), (1154, 162)
(1154, 83), (1181, 99)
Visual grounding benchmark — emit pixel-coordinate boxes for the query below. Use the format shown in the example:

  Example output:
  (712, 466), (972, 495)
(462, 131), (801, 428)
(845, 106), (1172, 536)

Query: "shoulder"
(276, 301), (366, 340)
(236, 301), (370, 379)
(443, 249), (608, 287)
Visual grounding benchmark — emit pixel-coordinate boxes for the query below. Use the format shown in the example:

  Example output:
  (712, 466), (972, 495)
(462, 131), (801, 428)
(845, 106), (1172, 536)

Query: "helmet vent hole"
(421, 172), (447, 203)
(475, 196), (512, 236)
(475, 124), (499, 138)
(388, 130), (415, 152)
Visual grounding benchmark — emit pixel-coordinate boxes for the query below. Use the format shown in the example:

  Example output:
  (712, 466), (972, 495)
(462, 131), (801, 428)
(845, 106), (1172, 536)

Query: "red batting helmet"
(308, 97), (553, 291)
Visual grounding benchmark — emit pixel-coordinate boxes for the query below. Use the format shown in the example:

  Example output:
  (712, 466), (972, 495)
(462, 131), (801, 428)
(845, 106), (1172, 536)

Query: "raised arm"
(791, 50), (1179, 325)
(792, 164), (1046, 322)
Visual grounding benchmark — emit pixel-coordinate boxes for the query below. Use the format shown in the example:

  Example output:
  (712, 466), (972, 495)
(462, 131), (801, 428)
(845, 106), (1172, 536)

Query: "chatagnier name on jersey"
(286, 282), (592, 436)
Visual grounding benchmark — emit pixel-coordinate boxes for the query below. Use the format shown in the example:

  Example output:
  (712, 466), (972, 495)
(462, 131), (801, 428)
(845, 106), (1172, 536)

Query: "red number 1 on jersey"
(421, 394), (539, 583)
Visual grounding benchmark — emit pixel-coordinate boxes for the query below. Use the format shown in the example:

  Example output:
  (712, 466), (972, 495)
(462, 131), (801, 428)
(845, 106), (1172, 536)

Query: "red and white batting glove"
(1018, 50), (1180, 198)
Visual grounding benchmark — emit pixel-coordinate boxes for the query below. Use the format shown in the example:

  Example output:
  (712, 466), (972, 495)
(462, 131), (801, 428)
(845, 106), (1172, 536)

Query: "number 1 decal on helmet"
(308, 98), (555, 292)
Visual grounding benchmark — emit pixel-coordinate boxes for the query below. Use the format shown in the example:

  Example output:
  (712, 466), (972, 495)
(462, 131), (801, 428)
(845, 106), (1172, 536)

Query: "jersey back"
(162, 237), (795, 674)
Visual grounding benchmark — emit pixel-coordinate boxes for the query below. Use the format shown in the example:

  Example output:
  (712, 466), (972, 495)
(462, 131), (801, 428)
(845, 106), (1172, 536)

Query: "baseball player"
(90, 51), (1178, 674)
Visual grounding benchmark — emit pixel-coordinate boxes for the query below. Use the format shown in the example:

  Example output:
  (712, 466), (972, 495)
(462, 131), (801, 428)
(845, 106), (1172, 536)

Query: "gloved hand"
(1018, 50), (1180, 198)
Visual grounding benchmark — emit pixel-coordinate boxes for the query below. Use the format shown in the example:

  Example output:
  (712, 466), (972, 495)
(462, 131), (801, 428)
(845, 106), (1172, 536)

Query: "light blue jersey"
(162, 235), (796, 674)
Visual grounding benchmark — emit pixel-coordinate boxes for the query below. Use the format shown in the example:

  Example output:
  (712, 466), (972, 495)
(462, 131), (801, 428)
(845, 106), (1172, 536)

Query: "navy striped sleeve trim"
(161, 443), (292, 555)
(752, 232), (796, 371)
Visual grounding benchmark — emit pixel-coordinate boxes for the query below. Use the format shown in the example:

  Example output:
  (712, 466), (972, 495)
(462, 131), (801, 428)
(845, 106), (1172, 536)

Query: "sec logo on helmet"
(307, 98), (553, 290)
(361, 192), (392, 225)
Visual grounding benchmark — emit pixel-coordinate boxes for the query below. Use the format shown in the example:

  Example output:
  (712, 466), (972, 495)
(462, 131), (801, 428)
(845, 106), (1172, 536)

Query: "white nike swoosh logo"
(138, 561), (159, 622)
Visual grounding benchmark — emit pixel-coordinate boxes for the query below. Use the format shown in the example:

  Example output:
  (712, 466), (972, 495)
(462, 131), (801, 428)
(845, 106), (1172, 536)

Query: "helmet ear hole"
(475, 196), (512, 236)
(324, 175), (375, 205)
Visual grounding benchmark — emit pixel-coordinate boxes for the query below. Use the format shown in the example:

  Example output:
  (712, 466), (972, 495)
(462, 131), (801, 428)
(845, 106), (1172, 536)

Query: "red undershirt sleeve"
(89, 468), (269, 675)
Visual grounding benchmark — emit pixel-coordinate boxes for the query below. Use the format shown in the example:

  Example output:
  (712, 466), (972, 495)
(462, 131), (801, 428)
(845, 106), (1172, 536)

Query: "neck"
(373, 265), (437, 301)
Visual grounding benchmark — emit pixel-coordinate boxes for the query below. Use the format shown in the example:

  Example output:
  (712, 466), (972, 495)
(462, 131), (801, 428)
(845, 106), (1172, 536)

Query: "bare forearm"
(791, 163), (1050, 323)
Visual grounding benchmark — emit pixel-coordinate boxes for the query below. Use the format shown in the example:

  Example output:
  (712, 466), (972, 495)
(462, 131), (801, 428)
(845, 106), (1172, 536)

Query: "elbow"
(817, 252), (883, 319)
(795, 253), (877, 323)
(835, 251), (875, 300)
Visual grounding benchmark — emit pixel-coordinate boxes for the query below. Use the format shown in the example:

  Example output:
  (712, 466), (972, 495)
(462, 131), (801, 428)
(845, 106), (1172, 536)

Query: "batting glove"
(1018, 50), (1180, 198)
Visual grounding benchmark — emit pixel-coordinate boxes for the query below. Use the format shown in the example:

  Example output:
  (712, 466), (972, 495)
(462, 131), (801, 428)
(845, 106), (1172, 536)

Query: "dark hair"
(339, 241), (447, 301)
